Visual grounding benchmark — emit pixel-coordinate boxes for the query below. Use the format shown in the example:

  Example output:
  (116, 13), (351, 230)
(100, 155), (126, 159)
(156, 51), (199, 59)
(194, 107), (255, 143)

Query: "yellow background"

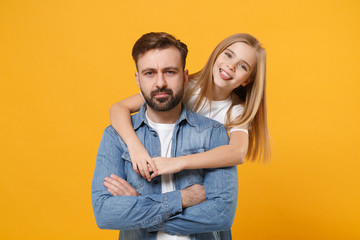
(1, 0), (359, 239)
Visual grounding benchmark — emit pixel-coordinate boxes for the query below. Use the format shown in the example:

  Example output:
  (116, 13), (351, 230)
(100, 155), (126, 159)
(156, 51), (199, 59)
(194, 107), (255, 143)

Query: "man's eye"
(145, 72), (153, 76)
(167, 71), (175, 74)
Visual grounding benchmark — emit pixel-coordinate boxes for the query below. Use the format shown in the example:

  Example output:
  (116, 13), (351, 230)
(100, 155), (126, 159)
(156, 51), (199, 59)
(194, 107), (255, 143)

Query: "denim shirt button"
(153, 133), (157, 137)
(153, 180), (159, 184)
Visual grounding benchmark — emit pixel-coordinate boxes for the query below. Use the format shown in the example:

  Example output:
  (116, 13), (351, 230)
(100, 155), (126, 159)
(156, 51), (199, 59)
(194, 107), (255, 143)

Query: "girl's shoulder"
(229, 104), (249, 133)
(230, 103), (245, 118)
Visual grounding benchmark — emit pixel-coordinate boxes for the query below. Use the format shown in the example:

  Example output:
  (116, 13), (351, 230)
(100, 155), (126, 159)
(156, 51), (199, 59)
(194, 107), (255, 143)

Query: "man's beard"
(142, 87), (183, 112)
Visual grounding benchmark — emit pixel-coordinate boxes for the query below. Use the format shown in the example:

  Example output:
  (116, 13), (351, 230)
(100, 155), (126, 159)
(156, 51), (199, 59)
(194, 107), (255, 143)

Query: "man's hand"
(104, 174), (139, 196)
(180, 184), (206, 208)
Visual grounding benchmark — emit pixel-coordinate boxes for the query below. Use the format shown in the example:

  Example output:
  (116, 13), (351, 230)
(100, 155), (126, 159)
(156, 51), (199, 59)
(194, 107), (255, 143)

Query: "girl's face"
(212, 42), (257, 99)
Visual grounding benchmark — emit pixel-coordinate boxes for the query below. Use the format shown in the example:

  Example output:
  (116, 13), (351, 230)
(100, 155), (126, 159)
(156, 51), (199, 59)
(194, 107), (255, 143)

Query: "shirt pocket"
(178, 148), (206, 187)
(181, 147), (206, 155)
(122, 152), (146, 193)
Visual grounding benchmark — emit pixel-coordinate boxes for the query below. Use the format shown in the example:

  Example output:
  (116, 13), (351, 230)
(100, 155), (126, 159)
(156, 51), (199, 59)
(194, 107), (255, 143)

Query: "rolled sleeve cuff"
(163, 190), (182, 216)
(148, 190), (182, 232)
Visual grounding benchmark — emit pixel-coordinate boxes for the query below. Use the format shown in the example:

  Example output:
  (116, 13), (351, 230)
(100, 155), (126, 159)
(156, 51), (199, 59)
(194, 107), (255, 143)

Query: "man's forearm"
(105, 174), (205, 208)
(94, 182), (205, 230)
(92, 127), (183, 230)
(181, 184), (206, 208)
(92, 189), (182, 230)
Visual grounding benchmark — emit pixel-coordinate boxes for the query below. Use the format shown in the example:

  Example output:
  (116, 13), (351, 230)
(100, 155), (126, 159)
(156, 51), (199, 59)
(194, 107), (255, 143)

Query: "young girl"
(110, 33), (270, 181)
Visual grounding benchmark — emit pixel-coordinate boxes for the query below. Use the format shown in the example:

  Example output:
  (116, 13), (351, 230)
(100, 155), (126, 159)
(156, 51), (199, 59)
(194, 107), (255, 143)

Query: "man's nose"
(155, 74), (167, 88)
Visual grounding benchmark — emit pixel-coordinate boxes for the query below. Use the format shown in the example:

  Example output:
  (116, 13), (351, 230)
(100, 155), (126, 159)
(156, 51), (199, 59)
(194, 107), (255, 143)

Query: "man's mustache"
(150, 88), (173, 97)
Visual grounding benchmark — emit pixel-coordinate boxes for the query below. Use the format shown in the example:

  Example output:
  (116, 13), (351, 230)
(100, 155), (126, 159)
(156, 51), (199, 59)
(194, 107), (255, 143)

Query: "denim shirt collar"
(133, 102), (196, 130)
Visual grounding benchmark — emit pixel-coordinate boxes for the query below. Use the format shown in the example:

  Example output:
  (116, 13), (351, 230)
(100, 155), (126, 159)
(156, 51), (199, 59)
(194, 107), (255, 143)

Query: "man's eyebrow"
(141, 68), (155, 74)
(141, 66), (180, 74)
(226, 48), (252, 69)
(163, 66), (180, 71)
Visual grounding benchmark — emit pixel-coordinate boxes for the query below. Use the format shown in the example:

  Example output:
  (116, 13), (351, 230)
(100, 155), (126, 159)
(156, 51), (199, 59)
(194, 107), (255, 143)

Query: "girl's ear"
(242, 72), (256, 87)
(241, 78), (251, 87)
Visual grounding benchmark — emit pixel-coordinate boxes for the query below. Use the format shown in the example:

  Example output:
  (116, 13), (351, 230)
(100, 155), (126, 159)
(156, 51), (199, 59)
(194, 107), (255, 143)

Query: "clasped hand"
(128, 144), (184, 181)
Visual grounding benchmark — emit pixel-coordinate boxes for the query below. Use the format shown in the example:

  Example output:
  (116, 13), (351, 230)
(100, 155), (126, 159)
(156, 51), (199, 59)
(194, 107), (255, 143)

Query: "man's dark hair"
(132, 32), (188, 70)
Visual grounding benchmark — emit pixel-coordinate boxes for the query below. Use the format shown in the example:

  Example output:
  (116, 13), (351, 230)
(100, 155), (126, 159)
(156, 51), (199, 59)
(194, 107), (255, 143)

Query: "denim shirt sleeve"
(91, 126), (182, 230)
(147, 124), (238, 236)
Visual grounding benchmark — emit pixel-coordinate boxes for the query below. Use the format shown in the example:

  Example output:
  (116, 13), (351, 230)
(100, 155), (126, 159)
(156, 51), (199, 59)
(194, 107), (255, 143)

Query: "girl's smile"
(219, 68), (233, 80)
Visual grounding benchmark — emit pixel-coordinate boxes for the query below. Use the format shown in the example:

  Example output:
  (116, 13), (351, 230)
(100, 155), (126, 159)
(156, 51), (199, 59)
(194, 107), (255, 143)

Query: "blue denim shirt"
(91, 103), (238, 240)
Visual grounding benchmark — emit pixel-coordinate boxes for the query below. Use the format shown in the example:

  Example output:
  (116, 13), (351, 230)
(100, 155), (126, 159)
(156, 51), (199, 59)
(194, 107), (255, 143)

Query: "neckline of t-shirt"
(208, 97), (231, 104)
(194, 88), (231, 104)
(145, 111), (176, 131)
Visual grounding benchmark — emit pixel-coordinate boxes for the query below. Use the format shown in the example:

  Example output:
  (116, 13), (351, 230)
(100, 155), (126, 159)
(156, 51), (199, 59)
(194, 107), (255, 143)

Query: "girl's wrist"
(125, 137), (143, 151)
(177, 156), (188, 171)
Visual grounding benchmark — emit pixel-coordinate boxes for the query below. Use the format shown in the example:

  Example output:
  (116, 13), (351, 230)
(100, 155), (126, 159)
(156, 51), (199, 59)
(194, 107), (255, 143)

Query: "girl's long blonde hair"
(183, 33), (270, 163)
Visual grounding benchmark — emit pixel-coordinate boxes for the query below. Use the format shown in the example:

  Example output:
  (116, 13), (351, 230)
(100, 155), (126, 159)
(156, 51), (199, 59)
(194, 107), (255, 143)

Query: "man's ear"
(183, 69), (189, 86)
(135, 72), (140, 88)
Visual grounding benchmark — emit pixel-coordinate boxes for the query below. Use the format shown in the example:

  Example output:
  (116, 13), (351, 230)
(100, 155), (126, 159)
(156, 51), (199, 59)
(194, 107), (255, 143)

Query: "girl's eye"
(225, 52), (231, 58)
(240, 64), (247, 71)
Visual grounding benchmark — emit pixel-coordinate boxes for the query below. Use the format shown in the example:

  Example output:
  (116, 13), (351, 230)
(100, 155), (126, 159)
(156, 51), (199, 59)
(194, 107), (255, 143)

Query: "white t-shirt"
(146, 113), (190, 240)
(186, 89), (248, 134)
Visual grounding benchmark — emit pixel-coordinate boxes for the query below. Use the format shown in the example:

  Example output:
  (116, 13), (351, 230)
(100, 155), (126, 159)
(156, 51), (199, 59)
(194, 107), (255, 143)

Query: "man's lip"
(154, 93), (169, 98)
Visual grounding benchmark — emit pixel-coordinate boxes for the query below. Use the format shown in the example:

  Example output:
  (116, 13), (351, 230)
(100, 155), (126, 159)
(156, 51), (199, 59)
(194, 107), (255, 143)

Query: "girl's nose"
(227, 61), (236, 71)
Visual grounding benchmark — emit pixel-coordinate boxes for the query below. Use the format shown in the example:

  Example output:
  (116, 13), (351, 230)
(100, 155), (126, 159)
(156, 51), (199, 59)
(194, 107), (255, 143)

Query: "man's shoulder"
(101, 125), (129, 151)
(183, 108), (230, 149)
(104, 125), (119, 136)
(186, 108), (226, 131)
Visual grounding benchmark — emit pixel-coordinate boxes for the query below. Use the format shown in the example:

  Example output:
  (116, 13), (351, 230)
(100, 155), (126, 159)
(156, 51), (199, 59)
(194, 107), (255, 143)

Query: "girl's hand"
(129, 144), (158, 181)
(151, 157), (184, 177)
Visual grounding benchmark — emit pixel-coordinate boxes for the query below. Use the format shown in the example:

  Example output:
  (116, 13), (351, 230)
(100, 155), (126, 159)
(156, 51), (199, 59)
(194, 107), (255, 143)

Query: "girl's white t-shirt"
(186, 89), (248, 134)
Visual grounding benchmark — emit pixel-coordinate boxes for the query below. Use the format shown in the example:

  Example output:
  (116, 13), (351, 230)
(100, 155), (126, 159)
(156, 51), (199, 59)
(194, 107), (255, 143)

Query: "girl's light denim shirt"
(91, 104), (238, 240)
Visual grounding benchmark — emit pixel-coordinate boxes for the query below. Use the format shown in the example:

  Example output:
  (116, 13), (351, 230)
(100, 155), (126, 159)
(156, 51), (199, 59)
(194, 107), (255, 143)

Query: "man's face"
(135, 47), (188, 112)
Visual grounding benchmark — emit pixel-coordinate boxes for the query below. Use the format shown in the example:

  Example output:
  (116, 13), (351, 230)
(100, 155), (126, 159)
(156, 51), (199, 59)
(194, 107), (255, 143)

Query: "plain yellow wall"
(1, 0), (359, 239)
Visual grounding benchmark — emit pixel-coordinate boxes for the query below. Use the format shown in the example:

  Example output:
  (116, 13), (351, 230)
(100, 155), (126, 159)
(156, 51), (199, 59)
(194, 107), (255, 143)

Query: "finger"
(107, 187), (118, 196)
(133, 162), (140, 175)
(110, 174), (130, 185)
(150, 172), (157, 179)
(105, 176), (130, 194)
(138, 166), (147, 180)
(147, 158), (158, 175)
(104, 180), (126, 195)
(148, 163), (158, 180)
(141, 162), (151, 181)
(147, 164), (154, 173)
(110, 175), (139, 196)
(110, 175), (136, 192)
(104, 179), (123, 193)
(137, 161), (149, 180)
